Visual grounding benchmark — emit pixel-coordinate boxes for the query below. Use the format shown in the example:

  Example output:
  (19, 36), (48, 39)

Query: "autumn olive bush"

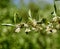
(0, 7), (60, 49)
(0, 1), (60, 49)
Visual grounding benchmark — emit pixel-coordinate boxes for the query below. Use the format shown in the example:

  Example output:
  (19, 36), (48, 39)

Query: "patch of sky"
(24, 0), (30, 5)
(12, 0), (54, 8)
(12, 0), (20, 8)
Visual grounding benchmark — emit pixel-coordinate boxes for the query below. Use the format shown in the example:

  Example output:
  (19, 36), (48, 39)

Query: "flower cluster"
(1, 10), (60, 35)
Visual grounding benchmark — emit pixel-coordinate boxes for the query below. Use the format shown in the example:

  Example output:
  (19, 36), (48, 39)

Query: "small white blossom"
(16, 24), (20, 28)
(46, 25), (57, 34)
(39, 27), (43, 30)
(48, 23), (53, 28)
(52, 29), (57, 34)
(47, 31), (52, 34)
(32, 27), (36, 30)
(28, 18), (37, 26)
(46, 27), (51, 32)
(15, 27), (20, 33)
(53, 16), (58, 22)
(46, 23), (53, 30)
(56, 24), (60, 29)
(25, 28), (31, 32)
(46, 26), (52, 34)
(46, 23), (53, 34)
(32, 19), (37, 26)
(24, 23), (28, 27)
(41, 23), (46, 28)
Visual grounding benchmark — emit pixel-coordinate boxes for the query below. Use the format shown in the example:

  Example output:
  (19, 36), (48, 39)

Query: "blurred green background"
(0, 0), (60, 49)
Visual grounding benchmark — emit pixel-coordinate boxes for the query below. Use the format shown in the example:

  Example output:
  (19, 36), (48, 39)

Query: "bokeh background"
(0, 0), (60, 49)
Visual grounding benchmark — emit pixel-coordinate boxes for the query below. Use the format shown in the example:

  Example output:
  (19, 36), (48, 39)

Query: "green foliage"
(0, 0), (10, 8)
(0, 0), (60, 49)
(55, 1), (60, 16)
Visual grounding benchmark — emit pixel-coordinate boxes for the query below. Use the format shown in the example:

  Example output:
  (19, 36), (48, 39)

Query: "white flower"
(24, 23), (28, 27)
(28, 9), (31, 17)
(56, 24), (60, 29)
(53, 16), (58, 22)
(15, 27), (20, 33)
(32, 27), (36, 30)
(32, 19), (37, 26)
(28, 18), (37, 27)
(41, 23), (46, 28)
(46, 27), (51, 32)
(25, 28), (31, 33)
(39, 27), (43, 30)
(46, 23), (53, 31)
(46, 26), (57, 34)
(46, 23), (55, 34)
(47, 31), (52, 34)
(46, 26), (52, 34)
(16, 24), (20, 28)
(52, 29), (57, 34)
(48, 23), (53, 28)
